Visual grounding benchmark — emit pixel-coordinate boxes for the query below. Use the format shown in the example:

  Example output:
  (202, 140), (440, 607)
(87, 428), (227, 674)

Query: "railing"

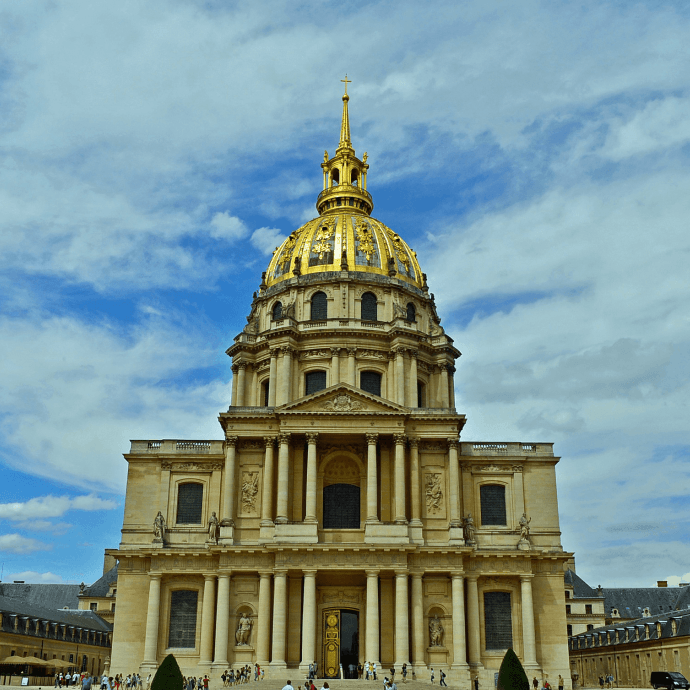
(176, 441), (211, 452)
(129, 440), (225, 454)
(473, 443), (508, 452)
(317, 184), (373, 203)
(147, 441), (162, 449)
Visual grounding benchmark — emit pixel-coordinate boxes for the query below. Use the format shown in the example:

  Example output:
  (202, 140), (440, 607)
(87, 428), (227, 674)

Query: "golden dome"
(265, 213), (424, 288)
(265, 80), (423, 290)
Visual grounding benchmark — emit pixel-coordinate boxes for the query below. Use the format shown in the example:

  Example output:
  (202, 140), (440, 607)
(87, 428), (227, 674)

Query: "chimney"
(657, 581), (668, 588)
(103, 554), (117, 575)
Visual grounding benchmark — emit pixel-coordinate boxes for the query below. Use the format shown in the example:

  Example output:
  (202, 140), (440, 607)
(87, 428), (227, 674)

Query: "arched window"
(168, 590), (198, 648)
(361, 292), (378, 321)
(480, 484), (507, 525)
(272, 302), (283, 320)
(360, 371), (382, 397)
(323, 484), (360, 528)
(311, 291), (327, 320)
(406, 302), (416, 322)
(305, 371), (327, 395)
(484, 591), (512, 650)
(176, 483), (203, 524)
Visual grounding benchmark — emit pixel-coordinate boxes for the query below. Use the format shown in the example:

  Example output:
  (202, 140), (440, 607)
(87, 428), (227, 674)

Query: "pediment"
(278, 383), (408, 414)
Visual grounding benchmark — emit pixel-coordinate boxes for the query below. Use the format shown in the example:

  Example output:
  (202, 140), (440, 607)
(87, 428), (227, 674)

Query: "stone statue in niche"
(235, 612), (252, 645)
(241, 472), (259, 514)
(424, 473), (443, 514)
(153, 511), (166, 544)
(462, 512), (476, 546)
(207, 511), (219, 544)
(429, 614), (444, 647)
(517, 513), (531, 550)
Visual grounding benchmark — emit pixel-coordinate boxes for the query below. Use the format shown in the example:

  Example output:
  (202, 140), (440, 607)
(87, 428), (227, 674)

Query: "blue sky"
(1, 0), (689, 589)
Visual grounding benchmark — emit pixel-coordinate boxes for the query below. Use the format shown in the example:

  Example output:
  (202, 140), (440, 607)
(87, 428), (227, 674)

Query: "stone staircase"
(198, 678), (462, 690)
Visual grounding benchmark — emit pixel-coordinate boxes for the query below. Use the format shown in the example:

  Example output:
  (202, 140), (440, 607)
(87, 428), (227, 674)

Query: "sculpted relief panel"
(240, 471), (260, 516)
(424, 473), (444, 515)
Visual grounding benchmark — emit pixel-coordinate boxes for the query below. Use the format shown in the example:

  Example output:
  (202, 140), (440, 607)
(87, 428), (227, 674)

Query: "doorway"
(322, 608), (359, 678)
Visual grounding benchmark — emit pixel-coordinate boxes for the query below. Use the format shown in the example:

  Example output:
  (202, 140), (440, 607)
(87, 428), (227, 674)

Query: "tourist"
(282, 680), (294, 690)
(430, 668), (435, 685)
(401, 665), (407, 684)
(440, 669), (447, 687)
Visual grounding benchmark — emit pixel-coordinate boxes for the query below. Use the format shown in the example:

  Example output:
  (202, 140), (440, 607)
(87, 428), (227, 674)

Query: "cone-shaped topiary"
(151, 654), (184, 690)
(497, 648), (530, 690)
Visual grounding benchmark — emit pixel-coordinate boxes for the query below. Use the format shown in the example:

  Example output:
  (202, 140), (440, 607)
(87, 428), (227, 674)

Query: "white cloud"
(251, 227), (287, 255)
(13, 521), (73, 535)
(0, 311), (231, 491)
(0, 534), (52, 554)
(209, 212), (248, 241)
(5, 570), (65, 584)
(663, 573), (690, 588)
(0, 494), (117, 521)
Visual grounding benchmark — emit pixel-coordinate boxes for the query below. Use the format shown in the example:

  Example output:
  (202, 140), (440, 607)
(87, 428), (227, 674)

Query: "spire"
(338, 75), (352, 151)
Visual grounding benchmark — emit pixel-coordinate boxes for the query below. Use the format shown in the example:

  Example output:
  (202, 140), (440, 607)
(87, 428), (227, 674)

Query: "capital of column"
(302, 569), (318, 578)
(264, 436), (276, 448)
(226, 435), (239, 446)
(451, 572), (465, 581)
(347, 347), (357, 356)
(394, 433), (407, 446)
(409, 437), (420, 448)
(203, 573), (217, 582)
(330, 347), (341, 356)
(520, 574), (535, 581)
(149, 573), (162, 581)
(278, 432), (291, 445)
(447, 438), (459, 450)
(231, 364), (239, 374)
(365, 432), (379, 445)
(395, 347), (406, 357)
(466, 574), (479, 582)
(281, 346), (293, 356)
(387, 350), (396, 361)
(306, 432), (319, 445)
(237, 361), (248, 370)
(409, 349), (418, 359)
(269, 348), (279, 358)
(365, 569), (380, 578)
(394, 569), (409, 578)
(259, 570), (273, 578)
(274, 568), (288, 578)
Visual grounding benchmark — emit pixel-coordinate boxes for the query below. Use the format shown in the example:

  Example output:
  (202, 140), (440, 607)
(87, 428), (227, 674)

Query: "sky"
(0, 0), (688, 590)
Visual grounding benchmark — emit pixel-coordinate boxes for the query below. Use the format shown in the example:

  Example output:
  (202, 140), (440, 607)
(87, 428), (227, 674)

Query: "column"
(395, 570), (410, 668)
(521, 575), (538, 667)
(394, 434), (407, 524)
(440, 365), (450, 407)
(257, 572), (272, 665)
(213, 574), (231, 666)
(451, 573), (468, 668)
(387, 351), (396, 399)
(347, 347), (357, 386)
(449, 366), (456, 408)
(142, 574), (162, 664)
(251, 365), (259, 406)
(396, 348), (405, 405)
(300, 570), (317, 669)
(271, 570), (288, 667)
(366, 433), (379, 522)
(409, 439), (422, 526)
(282, 346), (293, 404)
(275, 433), (291, 524)
(268, 349), (278, 406)
(260, 437), (275, 525)
(365, 570), (380, 666)
(467, 576), (482, 668)
(199, 574), (216, 665)
(231, 365), (238, 406)
(411, 573), (424, 668)
(236, 362), (247, 406)
(330, 348), (340, 385)
(448, 438), (461, 526)
(222, 436), (238, 525)
(305, 433), (318, 523)
(408, 350), (418, 407)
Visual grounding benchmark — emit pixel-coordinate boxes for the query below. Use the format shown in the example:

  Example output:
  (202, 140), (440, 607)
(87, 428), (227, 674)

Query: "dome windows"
(360, 371), (382, 397)
(361, 292), (378, 321)
(272, 302), (283, 320)
(406, 302), (416, 322)
(305, 371), (327, 396)
(310, 291), (328, 321)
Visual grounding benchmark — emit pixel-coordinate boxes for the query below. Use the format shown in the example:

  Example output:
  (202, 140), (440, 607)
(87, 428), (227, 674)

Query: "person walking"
(430, 669), (435, 685)
(401, 665), (407, 684)
(558, 676), (564, 690)
(439, 670), (447, 688)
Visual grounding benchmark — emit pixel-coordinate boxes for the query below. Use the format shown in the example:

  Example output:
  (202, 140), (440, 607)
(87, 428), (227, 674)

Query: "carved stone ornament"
(161, 462), (221, 471)
(300, 349), (332, 360)
(425, 473), (443, 514)
(320, 393), (366, 412)
(240, 440), (264, 450)
(241, 472), (259, 514)
(421, 441), (446, 452)
(358, 349), (386, 360)
(320, 444), (365, 461)
(473, 464), (510, 472)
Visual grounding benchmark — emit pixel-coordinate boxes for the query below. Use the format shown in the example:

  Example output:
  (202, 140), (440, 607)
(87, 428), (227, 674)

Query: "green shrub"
(151, 654), (184, 690)
(497, 648), (529, 690)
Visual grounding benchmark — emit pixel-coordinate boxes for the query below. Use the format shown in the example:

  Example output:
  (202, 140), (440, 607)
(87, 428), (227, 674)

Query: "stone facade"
(108, 88), (572, 688)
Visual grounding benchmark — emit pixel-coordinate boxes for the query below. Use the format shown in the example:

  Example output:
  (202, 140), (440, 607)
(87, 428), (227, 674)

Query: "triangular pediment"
(278, 383), (408, 414)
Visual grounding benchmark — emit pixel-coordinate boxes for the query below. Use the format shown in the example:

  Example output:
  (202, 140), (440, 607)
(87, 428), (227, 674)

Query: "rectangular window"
(168, 590), (198, 649)
(176, 483), (204, 524)
(567, 625), (573, 637)
(305, 371), (327, 395)
(566, 605), (571, 614)
(480, 484), (507, 525)
(586, 604), (592, 614)
(89, 603), (98, 611)
(565, 591), (570, 599)
(484, 591), (512, 650)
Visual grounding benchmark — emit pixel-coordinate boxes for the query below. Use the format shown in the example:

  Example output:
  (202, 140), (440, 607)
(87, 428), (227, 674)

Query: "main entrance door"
(322, 608), (359, 678)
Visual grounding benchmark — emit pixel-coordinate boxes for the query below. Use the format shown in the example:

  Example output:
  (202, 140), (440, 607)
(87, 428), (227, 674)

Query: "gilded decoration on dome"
(355, 218), (376, 263)
(312, 217), (336, 261)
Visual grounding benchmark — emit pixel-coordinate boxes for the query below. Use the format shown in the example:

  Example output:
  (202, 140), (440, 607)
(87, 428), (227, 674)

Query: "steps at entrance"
(201, 679), (459, 690)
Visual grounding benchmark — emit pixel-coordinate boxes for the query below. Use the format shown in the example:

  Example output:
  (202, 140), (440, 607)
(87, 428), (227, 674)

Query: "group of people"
(98, 673), (150, 690)
(533, 675), (565, 690)
(220, 665), (264, 685)
(54, 672), (85, 686)
(182, 674), (210, 690)
(599, 674), (615, 688)
(429, 667), (447, 686)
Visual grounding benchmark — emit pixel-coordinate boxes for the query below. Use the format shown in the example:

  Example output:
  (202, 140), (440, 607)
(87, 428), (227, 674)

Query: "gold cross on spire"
(341, 75), (351, 95)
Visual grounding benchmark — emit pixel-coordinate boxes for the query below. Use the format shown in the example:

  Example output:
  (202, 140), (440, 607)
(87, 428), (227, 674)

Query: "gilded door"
(322, 609), (341, 678)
